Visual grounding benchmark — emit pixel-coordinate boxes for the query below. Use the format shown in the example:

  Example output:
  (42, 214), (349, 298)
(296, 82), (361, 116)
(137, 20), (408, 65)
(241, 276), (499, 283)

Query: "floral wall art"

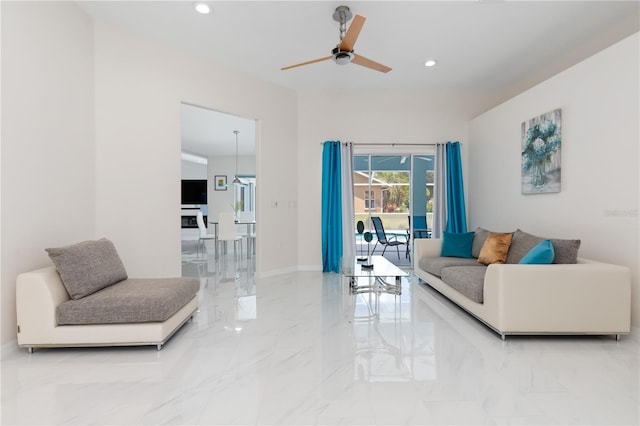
(521, 108), (562, 194)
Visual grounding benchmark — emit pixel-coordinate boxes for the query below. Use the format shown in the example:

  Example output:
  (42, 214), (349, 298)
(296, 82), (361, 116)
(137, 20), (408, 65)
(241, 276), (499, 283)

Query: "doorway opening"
(180, 103), (257, 276)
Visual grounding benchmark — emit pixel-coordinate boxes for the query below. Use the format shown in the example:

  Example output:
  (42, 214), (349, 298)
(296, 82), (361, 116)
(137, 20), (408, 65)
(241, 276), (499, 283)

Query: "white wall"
(93, 21), (298, 279)
(469, 33), (640, 328)
(1, 2), (95, 345)
(181, 160), (207, 180)
(296, 91), (494, 269)
(207, 155), (255, 222)
(1, 2), (297, 346)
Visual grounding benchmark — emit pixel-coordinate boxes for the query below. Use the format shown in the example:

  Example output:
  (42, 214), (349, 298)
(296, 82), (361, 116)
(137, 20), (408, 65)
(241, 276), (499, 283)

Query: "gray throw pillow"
(46, 238), (128, 300)
(505, 229), (581, 264)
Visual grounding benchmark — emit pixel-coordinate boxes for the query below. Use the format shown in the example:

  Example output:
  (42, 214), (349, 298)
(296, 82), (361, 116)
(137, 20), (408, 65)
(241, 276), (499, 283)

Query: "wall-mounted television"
(181, 179), (207, 205)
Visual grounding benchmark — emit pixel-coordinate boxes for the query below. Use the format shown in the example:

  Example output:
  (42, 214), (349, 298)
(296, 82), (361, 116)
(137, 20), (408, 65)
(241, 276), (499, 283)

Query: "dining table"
(208, 220), (256, 259)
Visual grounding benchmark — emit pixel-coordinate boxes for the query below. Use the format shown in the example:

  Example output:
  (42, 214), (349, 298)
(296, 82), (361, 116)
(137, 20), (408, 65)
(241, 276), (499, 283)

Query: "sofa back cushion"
(46, 238), (128, 300)
(471, 227), (490, 258)
(506, 229), (581, 264)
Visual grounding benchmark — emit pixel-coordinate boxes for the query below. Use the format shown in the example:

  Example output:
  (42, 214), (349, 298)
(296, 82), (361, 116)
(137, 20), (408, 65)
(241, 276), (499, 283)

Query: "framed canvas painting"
(521, 108), (561, 194)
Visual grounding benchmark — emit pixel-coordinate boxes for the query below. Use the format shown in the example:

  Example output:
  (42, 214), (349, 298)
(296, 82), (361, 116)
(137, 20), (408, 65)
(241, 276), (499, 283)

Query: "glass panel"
(411, 155), (435, 236)
(353, 155), (410, 267)
(234, 176), (256, 216)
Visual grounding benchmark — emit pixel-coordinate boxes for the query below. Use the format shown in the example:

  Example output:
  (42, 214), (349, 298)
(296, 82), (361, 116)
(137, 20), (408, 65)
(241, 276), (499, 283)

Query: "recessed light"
(194, 2), (211, 14)
(424, 59), (438, 67)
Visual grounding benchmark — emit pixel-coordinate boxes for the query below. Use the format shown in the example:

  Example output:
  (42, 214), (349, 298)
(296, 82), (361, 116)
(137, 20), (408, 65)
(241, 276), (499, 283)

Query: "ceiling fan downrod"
(333, 5), (353, 42)
(232, 130), (242, 185)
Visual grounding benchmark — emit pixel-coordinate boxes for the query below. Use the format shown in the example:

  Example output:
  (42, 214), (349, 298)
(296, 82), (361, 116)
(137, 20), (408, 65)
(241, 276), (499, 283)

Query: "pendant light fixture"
(232, 130), (245, 185)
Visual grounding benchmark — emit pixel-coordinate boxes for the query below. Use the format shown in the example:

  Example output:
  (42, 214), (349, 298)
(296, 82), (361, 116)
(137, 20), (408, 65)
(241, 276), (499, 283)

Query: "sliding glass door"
(353, 153), (435, 265)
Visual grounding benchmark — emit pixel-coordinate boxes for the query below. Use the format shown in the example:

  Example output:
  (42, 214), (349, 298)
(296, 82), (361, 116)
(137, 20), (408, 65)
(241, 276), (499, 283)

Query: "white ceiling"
(76, 0), (639, 157)
(180, 104), (256, 157)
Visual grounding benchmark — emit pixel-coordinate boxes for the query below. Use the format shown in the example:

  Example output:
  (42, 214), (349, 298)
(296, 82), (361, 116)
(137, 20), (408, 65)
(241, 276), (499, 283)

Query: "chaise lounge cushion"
(440, 265), (487, 303)
(46, 238), (128, 300)
(506, 229), (581, 264)
(56, 277), (200, 325)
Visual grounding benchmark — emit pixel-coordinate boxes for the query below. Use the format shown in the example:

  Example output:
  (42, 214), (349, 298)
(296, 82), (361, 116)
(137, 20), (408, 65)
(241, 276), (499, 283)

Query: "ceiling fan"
(281, 5), (391, 73)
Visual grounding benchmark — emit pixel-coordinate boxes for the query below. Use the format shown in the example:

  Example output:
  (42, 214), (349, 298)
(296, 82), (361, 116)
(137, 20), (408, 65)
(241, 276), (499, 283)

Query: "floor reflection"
(182, 238), (257, 332)
(348, 281), (436, 383)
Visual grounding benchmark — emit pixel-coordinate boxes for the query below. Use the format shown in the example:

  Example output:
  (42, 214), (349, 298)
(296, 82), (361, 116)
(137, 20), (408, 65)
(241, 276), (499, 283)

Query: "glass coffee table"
(343, 255), (409, 295)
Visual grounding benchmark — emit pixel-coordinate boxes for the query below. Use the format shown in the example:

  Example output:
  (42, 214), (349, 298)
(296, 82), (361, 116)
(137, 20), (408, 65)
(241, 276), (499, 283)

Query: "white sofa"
(414, 238), (631, 340)
(16, 266), (199, 352)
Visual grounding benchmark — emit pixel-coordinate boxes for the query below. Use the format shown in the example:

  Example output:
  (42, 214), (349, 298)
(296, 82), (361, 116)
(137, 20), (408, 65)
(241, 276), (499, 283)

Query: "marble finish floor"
(1, 247), (639, 425)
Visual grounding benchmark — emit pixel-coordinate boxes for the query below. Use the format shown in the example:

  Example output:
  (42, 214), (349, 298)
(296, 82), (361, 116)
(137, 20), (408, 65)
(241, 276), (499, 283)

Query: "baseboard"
(296, 265), (323, 272)
(628, 326), (639, 343)
(255, 265), (299, 279)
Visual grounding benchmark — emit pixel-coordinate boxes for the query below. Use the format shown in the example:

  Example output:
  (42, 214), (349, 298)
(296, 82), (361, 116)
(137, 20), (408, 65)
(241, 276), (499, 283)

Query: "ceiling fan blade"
(352, 54), (392, 73)
(339, 14), (366, 52)
(281, 55), (332, 71)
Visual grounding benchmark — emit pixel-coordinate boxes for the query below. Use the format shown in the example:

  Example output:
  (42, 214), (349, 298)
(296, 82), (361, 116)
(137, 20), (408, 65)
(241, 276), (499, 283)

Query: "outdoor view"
(353, 154), (435, 266)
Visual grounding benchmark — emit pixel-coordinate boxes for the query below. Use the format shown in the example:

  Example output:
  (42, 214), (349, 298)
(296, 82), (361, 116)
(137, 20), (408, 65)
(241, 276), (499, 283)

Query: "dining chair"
(196, 211), (216, 260)
(218, 212), (244, 258)
(371, 216), (409, 259)
(237, 211), (256, 255)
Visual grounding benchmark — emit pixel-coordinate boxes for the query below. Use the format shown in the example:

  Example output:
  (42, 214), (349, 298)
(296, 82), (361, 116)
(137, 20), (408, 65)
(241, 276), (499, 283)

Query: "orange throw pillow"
(478, 232), (513, 265)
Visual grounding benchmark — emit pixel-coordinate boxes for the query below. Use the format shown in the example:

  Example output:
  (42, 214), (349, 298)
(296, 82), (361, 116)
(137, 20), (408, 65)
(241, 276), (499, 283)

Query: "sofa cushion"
(56, 277), (199, 325)
(506, 229), (581, 264)
(471, 227), (490, 258)
(478, 232), (513, 265)
(440, 266), (487, 303)
(441, 231), (475, 258)
(519, 239), (555, 264)
(418, 256), (481, 277)
(46, 238), (128, 300)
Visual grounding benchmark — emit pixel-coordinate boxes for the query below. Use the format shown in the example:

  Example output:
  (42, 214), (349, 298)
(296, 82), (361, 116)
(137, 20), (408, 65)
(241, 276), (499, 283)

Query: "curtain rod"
(320, 142), (436, 147)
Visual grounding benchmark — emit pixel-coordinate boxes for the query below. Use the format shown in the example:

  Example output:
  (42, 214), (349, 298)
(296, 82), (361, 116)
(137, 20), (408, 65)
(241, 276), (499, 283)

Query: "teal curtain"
(445, 141), (468, 233)
(321, 141), (343, 273)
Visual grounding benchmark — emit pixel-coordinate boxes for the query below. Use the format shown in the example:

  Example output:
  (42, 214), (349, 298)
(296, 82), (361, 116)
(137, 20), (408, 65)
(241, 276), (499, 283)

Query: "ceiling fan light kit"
(281, 5), (391, 73)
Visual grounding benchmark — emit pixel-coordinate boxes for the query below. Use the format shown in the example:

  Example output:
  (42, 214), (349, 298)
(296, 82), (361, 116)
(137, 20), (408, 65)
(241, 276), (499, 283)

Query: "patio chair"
(410, 215), (431, 239)
(371, 216), (409, 259)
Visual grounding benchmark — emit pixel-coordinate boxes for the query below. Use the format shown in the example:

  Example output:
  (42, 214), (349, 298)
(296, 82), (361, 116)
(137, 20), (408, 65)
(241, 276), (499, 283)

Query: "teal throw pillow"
(519, 239), (555, 264)
(441, 231), (475, 258)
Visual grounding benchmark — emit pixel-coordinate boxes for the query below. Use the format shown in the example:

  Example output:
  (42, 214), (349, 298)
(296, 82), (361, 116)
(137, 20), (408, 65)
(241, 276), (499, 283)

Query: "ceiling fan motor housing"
(332, 47), (354, 65)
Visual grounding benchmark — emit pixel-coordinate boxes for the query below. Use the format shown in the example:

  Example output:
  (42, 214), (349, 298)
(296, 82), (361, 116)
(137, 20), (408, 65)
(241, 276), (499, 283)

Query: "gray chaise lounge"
(16, 239), (199, 352)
